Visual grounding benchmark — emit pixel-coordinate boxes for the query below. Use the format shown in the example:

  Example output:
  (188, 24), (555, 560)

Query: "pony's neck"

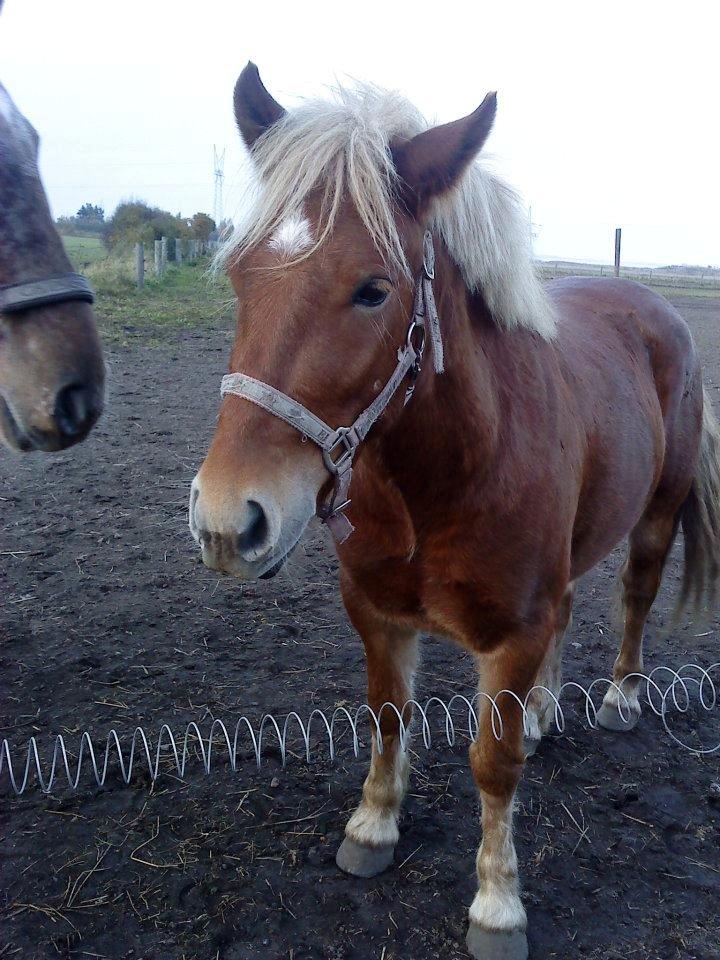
(372, 245), (502, 508)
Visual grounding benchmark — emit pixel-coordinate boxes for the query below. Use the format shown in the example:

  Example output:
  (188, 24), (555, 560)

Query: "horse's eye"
(352, 280), (390, 308)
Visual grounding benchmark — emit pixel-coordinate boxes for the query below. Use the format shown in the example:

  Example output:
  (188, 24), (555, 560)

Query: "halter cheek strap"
(220, 231), (443, 544)
(0, 273), (95, 315)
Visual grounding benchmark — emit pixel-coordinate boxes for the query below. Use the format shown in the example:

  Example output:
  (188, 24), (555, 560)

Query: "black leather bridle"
(0, 273), (95, 315)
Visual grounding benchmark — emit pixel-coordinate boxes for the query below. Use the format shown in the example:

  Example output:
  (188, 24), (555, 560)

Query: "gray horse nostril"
(237, 500), (270, 556)
(53, 383), (101, 439)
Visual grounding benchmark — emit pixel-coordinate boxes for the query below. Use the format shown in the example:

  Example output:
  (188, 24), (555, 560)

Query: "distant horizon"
(3, 1), (716, 271)
(535, 253), (720, 271)
(56, 195), (719, 273)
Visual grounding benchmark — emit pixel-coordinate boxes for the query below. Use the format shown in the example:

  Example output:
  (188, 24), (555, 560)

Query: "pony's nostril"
(237, 500), (270, 558)
(53, 383), (101, 439)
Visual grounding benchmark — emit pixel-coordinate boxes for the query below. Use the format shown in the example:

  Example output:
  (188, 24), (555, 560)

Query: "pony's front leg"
(467, 633), (550, 960)
(336, 587), (419, 878)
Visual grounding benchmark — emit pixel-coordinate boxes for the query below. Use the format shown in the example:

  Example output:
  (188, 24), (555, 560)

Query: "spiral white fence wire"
(1, 662), (718, 796)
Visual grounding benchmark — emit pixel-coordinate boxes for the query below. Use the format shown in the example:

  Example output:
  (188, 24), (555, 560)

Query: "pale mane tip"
(217, 84), (556, 340)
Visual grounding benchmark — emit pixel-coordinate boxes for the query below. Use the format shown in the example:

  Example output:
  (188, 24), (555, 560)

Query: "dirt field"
(1, 282), (719, 960)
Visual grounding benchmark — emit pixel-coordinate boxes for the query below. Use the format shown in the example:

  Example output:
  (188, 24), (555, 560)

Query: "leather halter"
(0, 273), (95, 315)
(221, 231), (443, 544)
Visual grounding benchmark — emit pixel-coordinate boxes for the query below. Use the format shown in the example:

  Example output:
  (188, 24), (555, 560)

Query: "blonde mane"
(217, 84), (555, 339)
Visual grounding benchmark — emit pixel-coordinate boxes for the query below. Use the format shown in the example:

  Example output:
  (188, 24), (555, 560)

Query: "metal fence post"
(136, 242), (144, 290)
(614, 227), (622, 278)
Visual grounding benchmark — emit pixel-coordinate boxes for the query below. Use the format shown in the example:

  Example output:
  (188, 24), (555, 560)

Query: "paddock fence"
(538, 260), (720, 291)
(135, 237), (220, 288)
(2, 661), (717, 797)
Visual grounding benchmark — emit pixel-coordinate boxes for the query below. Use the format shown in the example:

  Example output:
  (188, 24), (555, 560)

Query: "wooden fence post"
(154, 240), (162, 278)
(161, 236), (168, 271)
(614, 227), (622, 278)
(135, 242), (144, 290)
(176, 237), (183, 264)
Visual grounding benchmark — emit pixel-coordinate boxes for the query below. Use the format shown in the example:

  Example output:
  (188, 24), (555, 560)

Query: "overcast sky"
(1, 0), (717, 267)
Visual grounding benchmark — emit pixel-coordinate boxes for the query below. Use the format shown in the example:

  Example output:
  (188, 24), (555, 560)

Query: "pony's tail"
(678, 387), (720, 614)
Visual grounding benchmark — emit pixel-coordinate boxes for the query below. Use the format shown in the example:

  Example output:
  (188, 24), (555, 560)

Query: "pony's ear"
(392, 92), (497, 213)
(233, 62), (286, 150)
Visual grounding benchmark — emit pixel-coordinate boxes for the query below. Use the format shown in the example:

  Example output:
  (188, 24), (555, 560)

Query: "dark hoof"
(596, 701), (640, 732)
(335, 836), (395, 878)
(466, 924), (528, 960)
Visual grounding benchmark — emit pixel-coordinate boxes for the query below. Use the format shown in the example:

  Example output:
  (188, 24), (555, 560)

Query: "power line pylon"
(213, 146), (225, 226)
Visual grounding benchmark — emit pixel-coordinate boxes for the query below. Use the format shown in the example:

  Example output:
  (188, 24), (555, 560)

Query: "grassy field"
(87, 258), (234, 345)
(75, 245), (715, 349)
(62, 237), (234, 345)
(62, 234), (107, 268)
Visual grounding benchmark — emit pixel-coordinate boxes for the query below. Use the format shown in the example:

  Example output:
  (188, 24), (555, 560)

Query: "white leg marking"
(344, 634), (418, 849)
(344, 746), (409, 848)
(600, 680), (641, 716)
(470, 793), (526, 932)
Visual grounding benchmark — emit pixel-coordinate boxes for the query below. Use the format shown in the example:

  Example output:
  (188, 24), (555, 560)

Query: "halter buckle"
(323, 426), (358, 475)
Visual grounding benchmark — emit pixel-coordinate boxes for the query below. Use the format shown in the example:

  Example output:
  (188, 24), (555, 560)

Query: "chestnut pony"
(191, 64), (720, 958)
(0, 79), (104, 452)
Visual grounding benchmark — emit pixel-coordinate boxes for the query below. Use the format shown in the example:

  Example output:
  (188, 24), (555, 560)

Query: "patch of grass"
(85, 255), (136, 297)
(92, 261), (235, 345)
(62, 235), (107, 269)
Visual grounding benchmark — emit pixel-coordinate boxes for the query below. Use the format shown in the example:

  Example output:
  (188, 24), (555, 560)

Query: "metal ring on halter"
(406, 318), (426, 354)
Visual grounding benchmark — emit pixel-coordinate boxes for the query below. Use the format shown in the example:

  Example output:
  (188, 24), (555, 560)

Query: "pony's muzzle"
(189, 477), (285, 577)
(0, 300), (106, 453)
(52, 381), (104, 445)
(0, 378), (104, 453)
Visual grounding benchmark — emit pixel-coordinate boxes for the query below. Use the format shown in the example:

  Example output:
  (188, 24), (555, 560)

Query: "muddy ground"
(1, 293), (719, 960)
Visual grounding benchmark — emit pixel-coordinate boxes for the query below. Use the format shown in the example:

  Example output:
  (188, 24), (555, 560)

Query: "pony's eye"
(352, 280), (390, 308)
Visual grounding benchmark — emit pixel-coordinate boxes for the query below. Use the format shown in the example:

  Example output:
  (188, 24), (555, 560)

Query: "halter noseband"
(0, 273), (95, 315)
(221, 231), (443, 544)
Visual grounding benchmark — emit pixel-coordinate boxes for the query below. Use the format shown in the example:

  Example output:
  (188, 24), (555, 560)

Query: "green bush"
(105, 200), (191, 251)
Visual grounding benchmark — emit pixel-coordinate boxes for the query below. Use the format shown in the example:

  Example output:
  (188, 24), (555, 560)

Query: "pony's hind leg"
(524, 582), (574, 755)
(597, 506), (680, 731)
(336, 589), (419, 877)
